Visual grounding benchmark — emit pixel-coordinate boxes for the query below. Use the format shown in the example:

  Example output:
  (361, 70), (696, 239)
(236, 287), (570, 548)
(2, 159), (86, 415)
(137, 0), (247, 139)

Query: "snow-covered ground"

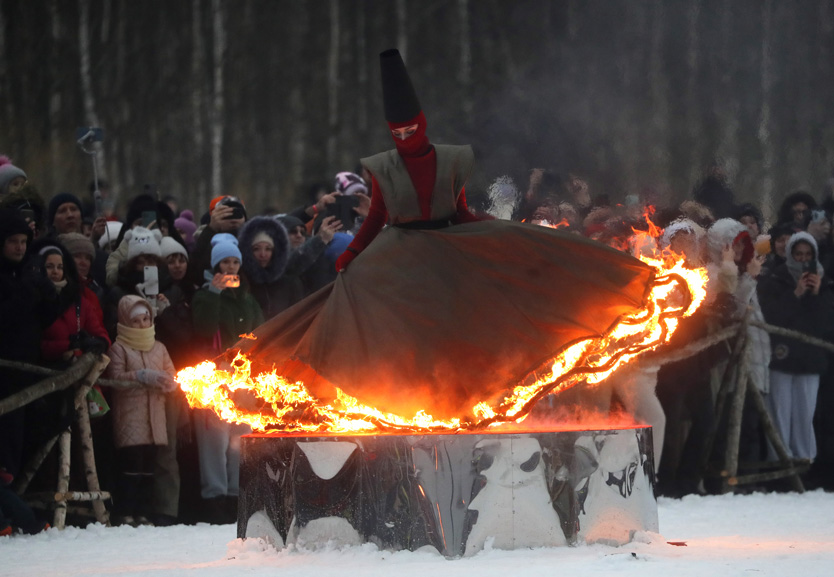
(2, 491), (833, 577)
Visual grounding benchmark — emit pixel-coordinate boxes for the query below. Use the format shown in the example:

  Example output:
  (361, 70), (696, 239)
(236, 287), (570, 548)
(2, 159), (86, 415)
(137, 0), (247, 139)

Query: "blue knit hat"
(210, 233), (241, 269)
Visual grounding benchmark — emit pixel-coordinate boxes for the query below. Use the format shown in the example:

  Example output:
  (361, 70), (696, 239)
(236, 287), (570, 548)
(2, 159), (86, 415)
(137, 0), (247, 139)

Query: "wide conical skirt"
(230, 220), (654, 420)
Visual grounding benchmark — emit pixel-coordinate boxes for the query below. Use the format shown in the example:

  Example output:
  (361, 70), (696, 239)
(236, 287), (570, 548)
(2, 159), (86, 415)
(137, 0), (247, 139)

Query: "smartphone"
(141, 210), (156, 228)
(325, 196), (359, 230)
(802, 260), (818, 275)
(143, 266), (159, 296)
(811, 210), (827, 224)
(18, 208), (36, 223)
(220, 274), (240, 288)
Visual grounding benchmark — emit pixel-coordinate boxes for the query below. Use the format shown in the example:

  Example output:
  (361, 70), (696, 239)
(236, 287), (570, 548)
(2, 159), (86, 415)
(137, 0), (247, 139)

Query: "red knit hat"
(209, 196), (228, 212)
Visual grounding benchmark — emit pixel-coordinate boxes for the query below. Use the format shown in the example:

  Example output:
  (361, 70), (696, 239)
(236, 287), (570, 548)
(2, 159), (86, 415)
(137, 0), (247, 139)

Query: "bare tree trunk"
(758, 0), (775, 220)
(648, 0), (670, 190)
(48, 0), (64, 195)
(357, 8), (369, 143)
(458, 0), (473, 121)
(717, 1), (740, 192)
(0, 5), (17, 155)
(396, 0), (408, 60)
(288, 4), (308, 188)
(326, 0), (340, 169)
(685, 0), (703, 190)
(210, 0), (226, 198)
(78, 0), (107, 185)
(191, 0), (206, 208)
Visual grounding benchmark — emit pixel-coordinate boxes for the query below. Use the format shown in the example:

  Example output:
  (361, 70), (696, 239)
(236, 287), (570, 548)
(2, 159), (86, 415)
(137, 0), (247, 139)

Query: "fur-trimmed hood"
(706, 218), (748, 264)
(237, 216), (291, 285)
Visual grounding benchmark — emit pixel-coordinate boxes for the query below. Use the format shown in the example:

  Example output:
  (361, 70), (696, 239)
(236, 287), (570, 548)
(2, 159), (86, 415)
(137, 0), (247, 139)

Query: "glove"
(335, 248), (358, 272)
(135, 369), (178, 391)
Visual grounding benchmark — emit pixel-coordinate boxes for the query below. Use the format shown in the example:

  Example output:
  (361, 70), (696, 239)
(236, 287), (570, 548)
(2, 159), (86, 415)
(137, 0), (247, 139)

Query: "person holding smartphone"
(190, 233), (262, 524)
(758, 231), (834, 465)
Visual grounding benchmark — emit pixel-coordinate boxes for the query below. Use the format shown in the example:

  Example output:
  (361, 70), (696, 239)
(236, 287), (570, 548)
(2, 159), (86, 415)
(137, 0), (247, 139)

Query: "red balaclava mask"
(388, 111), (430, 157)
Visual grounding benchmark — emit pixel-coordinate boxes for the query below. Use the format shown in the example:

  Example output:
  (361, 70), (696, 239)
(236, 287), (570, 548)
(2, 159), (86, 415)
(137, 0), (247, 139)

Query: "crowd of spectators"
(2, 152), (834, 534)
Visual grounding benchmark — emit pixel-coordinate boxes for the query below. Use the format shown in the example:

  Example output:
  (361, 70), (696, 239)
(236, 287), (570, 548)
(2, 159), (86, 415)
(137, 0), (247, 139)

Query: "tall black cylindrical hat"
(380, 49), (422, 123)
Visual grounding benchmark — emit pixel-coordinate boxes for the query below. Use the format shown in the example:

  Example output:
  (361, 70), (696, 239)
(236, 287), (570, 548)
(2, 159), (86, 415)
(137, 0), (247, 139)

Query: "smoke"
(486, 175), (520, 220)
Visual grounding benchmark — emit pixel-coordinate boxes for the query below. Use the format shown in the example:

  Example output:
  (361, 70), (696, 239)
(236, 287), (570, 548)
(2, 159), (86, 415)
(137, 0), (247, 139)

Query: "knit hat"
(209, 196), (227, 212)
(250, 231), (274, 248)
(160, 236), (188, 260)
(0, 209), (33, 243)
(210, 233), (241, 268)
(58, 232), (95, 259)
(47, 193), (83, 227)
(334, 172), (368, 196)
(0, 156), (27, 194)
(325, 232), (353, 262)
(117, 294), (155, 325)
(125, 226), (163, 261)
(275, 214), (304, 232)
(174, 209), (197, 248)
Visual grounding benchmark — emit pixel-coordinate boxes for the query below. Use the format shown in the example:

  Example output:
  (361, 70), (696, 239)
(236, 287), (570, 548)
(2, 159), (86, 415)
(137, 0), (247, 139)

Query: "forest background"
(1, 0), (833, 219)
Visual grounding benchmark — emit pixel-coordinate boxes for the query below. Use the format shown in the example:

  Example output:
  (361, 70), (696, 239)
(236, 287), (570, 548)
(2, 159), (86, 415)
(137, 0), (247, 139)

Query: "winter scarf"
(115, 323), (156, 352)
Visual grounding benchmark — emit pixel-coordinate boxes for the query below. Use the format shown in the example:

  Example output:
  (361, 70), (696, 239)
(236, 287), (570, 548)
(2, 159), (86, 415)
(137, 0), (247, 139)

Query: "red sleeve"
(344, 175), (389, 255)
(451, 187), (481, 224)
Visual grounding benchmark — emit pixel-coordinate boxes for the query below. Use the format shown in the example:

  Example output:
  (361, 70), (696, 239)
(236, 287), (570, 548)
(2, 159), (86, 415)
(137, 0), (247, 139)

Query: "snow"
(2, 491), (833, 577)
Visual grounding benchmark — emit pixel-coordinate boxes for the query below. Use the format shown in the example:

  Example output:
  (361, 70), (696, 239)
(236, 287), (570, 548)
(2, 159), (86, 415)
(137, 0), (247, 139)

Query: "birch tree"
(210, 0), (226, 199)
(78, 0), (106, 184)
(758, 0), (774, 219)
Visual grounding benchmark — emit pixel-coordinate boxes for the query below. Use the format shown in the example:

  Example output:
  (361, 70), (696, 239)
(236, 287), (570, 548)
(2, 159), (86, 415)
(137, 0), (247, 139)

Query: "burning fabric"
(176, 49), (707, 433)
(177, 220), (705, 432)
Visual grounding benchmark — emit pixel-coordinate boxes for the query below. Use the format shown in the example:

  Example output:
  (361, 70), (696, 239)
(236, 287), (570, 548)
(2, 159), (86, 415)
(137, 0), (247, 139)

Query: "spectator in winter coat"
(0, 210), (60, 479)
(105, 194), (188, 286)
(104, 295), (177, 526)
(758, 232), (834, 462)
(59, 232), (106, 307)
(762, 223), (795, 280)
(36, 239), (110, 367)
(103, 227), (170, 340)
(775, 191), (817, 233)
(149, 236), (195, 525)
(184, 195), (247, 289)
(0, 156), (26, 196)
(274, 214), (342, 304)
(190, 233), (262, 523)
(47, 192), (108, 286)
(236, 216), (292, 319)
(705, 218), (771, 464)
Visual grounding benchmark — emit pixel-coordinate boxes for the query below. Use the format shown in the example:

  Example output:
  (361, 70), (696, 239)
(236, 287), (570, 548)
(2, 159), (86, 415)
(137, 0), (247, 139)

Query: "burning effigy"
(175, 49), (708, 555)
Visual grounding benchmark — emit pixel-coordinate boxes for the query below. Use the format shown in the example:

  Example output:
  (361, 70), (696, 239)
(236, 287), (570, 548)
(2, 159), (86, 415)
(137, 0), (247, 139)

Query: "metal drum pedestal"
(237, 427), (657, 557)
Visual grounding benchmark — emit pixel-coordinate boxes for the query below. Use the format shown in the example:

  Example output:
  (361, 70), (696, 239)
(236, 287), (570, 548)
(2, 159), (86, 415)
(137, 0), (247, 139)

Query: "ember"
(176, 216), (708, 434)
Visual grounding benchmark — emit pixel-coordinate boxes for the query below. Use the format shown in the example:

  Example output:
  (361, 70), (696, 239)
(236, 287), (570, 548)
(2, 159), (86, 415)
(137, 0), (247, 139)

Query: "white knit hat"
(125, 226), (162, 261)
(160, 236), (188, 260)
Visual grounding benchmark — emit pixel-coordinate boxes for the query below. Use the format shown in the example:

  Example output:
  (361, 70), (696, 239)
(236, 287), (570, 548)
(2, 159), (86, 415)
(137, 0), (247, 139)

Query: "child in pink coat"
(105, 295), (176, 526)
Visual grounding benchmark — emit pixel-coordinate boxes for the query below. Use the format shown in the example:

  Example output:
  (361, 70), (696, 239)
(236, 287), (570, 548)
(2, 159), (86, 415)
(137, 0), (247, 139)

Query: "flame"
(177, 211), (708, 434)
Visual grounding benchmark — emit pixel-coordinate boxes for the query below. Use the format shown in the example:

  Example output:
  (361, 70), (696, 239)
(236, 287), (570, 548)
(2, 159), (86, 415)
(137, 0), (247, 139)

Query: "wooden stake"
(746, 383), (805, 492)
(54, 491), (112, 502)
(72, 355), (111, 526)
(53, 430), (72, 529)
(722, 327), (751, 494)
